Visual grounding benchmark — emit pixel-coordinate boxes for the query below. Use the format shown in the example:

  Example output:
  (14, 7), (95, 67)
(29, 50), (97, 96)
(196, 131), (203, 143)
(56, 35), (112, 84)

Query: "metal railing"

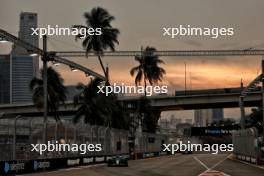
(0, 115), (167, 161)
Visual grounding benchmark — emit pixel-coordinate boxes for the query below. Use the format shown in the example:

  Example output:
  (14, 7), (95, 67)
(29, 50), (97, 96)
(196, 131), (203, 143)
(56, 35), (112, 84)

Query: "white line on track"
(193, 156), (209, 170)
(193, 155), (231, 176)
(21, 163), (106, 176)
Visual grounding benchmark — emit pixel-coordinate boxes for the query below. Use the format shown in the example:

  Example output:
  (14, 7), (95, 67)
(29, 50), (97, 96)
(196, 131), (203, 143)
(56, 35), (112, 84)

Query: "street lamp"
(52, 61), (60, 66)
(70, 66), (78, 72)
(27, 49), (38, 57)
(0, 37), (8, 43)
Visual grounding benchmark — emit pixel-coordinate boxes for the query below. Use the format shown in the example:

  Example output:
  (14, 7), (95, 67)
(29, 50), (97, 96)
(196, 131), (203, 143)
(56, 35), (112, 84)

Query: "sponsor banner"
(191, 127), (237, 136)
(95, 156), (105, 162)
(246, 156), (250, 162)
(33, 161), (50, 171)
(143, 153), (154, 158)
(159, 151), (167, 156)
(83, 157), (94, 164)
(251, 158), (256, 163)
(106, 156), (113, 160)
(67, 159), (80, 166)
(1, 162), (25, 175)
(121, 154), (130, 159)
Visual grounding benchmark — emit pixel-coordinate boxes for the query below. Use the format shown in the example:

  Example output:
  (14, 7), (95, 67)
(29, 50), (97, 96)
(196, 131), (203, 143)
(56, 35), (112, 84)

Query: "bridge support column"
(239, 96), (245, 129)
(262, 58), (264, 139)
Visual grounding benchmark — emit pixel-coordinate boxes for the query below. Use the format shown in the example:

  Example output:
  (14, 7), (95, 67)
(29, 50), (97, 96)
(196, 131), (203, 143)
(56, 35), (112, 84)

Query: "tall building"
(0, 55), (11, 104)
(185, 118), (193, 124)
(13, 12), (39, 77)
(11, 56), (34, 103)
(0, 55), (34, 104)
(12, 12), (39, 104)
(194, 109), (213, 127)
(158, 119), (170, 130)
(194, 108), (224, 127)
(0, 12), (39, 104)
(212, 108), (224, 122)
(170, 116), (182, 130)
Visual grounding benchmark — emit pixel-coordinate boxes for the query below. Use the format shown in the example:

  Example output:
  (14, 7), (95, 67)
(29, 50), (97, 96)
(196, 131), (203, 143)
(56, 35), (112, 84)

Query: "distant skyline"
(1, 0), (263, 119)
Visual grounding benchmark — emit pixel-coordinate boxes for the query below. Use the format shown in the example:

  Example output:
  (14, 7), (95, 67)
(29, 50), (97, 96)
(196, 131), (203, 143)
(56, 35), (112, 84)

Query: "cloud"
(182, 39), (204, 48)
(218, 40), (264, 50)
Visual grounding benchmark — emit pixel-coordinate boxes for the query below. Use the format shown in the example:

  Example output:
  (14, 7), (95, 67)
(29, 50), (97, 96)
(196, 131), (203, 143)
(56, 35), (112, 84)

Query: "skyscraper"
(0, 12), (40, 104)
(0, 55), (11, 104)
(212, 108), (224, 122)
(194, 108), (224, 127)
(11, 56), (34, 104)
(10, 12), (39, 104)
(194, 109), (213, 127)
(13, 12), (39, 77)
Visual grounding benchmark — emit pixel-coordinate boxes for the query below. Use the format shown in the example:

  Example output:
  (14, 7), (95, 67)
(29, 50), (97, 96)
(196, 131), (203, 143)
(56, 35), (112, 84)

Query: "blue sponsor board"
(191, 127), (238, 136)
(1, 161), (25, 175)
(0, 153), (132, 175)
(33, 160), (50, 171)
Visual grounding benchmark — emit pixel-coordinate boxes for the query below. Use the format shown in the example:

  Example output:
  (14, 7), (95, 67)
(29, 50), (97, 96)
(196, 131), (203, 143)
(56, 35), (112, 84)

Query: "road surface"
(25, 154), (264, 176)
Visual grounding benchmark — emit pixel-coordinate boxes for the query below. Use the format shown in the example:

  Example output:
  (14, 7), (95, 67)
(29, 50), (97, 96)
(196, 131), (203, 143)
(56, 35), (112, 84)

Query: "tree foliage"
(73, 78), (129, 129)
(29, 67), (67, 121)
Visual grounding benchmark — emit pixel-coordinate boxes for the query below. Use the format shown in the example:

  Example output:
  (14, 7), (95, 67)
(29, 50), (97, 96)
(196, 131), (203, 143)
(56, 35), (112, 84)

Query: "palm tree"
(73, 78), (106, 125)
(29, 67), (67, 121)
(134, 97), (160, 133)
(130, 46), (166, 96)
(130, 46), (165, 133)
(73, 78), (128, 129)
(73, 7), (120, 81)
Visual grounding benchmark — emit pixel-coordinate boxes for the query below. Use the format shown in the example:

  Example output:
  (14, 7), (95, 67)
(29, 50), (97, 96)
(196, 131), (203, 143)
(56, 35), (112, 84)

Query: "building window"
(28, 15), (34, 20)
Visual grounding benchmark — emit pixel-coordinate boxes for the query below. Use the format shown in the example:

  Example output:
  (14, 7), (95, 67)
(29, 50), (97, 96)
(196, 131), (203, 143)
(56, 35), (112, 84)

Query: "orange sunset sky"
(1, 0), (264, 119)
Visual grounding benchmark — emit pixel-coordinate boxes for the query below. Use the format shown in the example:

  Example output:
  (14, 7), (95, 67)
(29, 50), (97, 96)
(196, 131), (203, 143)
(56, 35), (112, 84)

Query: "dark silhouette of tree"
(245, 107), (263, 134)
(141, 100), (160, 133)
(133, 97), (160, 133)
(130, 46), (165, 96)
(210, 118), (238, 128)
(73, 7), (120, 81)
(29, 67), (67, 121)
(130, 46), (165, 132)
(73, 78), (128, 129)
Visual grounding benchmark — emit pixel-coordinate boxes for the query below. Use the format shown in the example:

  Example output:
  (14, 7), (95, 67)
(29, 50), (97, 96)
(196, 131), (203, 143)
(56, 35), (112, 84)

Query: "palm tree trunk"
(97, 55), (108, 83)
(144, 73), (147, 98)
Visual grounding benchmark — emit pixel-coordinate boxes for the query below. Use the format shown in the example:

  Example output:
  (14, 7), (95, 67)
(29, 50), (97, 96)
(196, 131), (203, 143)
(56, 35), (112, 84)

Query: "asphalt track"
(24, 154), (264, 176)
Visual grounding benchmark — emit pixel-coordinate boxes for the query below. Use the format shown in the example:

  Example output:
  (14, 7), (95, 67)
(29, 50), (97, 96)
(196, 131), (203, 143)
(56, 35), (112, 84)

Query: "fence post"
(13, 115), (22, 160)
(65, 122), (68, 142)
(239, 96), (245, 129)
(55, 121), (58, 141)
(104, 127), (109, 155)
(28, 117), (34, 159)
(74, 123), (77, 144)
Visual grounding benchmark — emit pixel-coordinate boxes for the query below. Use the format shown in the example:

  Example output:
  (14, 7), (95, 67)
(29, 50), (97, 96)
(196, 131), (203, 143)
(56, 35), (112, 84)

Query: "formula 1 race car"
(107, 156), (128, 167)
